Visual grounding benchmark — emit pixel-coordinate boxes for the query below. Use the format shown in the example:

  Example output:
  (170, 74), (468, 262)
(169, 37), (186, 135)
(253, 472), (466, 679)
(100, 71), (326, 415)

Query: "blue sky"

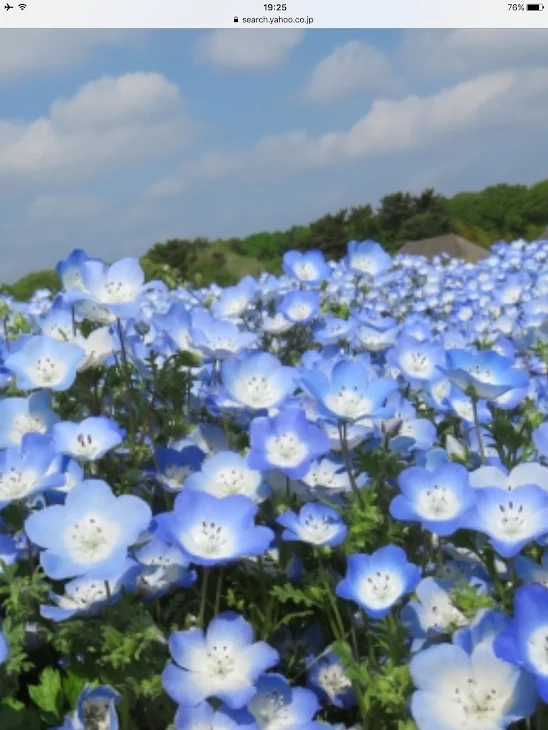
(0, 28), (547, 281)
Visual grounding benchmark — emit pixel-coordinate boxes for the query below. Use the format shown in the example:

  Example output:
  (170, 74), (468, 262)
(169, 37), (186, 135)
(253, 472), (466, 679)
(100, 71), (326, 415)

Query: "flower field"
(1, 238), (548, 730)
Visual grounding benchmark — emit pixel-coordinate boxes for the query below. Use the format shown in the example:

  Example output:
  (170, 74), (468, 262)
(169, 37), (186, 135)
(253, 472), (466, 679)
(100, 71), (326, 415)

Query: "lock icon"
(234, 15), (238, 21)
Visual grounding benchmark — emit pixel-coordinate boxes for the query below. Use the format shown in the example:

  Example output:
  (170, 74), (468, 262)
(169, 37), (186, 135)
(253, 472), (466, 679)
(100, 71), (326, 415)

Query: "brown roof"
(399, 233), (489, 262)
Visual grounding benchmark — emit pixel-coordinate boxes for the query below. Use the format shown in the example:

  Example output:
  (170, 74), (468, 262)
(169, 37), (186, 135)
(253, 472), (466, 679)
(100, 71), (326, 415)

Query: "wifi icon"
(18, 3), (26, 8)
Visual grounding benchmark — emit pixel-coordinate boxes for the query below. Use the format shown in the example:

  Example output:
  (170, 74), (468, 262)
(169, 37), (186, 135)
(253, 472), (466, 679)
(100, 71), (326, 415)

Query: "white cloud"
(27, 194), (112, 223)
(303, 40), (396, 103)
(0, 72), (196, 184)
(400, 29), (548, 78)
(194, 29), (304, 70)
(0, 30), (137, 85)
(147, 67), (548, 197)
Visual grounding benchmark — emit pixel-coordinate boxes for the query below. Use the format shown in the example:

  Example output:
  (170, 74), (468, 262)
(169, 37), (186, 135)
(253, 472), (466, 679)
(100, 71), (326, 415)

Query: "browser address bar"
(1, 0), (547, 29)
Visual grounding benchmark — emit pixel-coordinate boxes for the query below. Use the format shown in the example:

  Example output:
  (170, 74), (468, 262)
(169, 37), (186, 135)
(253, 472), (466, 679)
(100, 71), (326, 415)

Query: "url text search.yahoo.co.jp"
(241, 15), (314, 23)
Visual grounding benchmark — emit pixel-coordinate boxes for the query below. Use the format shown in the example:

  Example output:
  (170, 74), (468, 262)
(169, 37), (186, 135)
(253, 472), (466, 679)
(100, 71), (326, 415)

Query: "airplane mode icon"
(4, 3), (13, 9)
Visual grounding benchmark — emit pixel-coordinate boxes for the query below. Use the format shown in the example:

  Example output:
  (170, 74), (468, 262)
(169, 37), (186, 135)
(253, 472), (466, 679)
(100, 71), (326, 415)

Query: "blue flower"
(301, 359), (398, 423)
(52, 416), (125, 462)
(282, 250), (331, 285)
(277, 503), (347, 547)
(390, 464), (476, 537)
(174, 702), (258, 730)
(25, 479), (152, 579)
(494, 584), (548, 701)
(0, 630), (8, 665)
(0, 433), (63, 509)
(0, 391), (60, 448)
(248, 408), (330, 480)
(392, 335), (446, 387)
(345, 240), (392, 277)
(185, 450), (271, 502)
(533, 423), (548, 458)
(307, 651), (355, 709)
(154, 444), (206, 493)
(78, 257), (146, 318)
(278, 291), (321, 324)
(211, 278), (257, 320)
(133, 536), (197, 599)
(191, 314), (257, 360)
(247, 673), (321, 729)
(336, 545), (421, 619)
(222, 352), (297, 410)
(56, 249), (100, 292)
(162, 612), (279, 709)
(5, 335), (86, 391)
(441, 349), (529, 400)
(462, 485), (548, 558)
(154, 491), (274, 567)
(0, 533), (18, 572)
(75, 685), (121, 730)
(401, 577), (468, 652)
(410, 610), (537, 730)
(40, 559), (140, 622)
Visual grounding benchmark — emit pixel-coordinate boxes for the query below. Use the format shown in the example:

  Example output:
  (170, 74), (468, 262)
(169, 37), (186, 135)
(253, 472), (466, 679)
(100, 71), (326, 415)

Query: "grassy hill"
(3, 179), (548, 300)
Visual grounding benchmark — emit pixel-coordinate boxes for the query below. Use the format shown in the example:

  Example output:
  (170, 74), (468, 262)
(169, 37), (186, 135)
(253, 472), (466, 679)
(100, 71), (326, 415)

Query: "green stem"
(198, 568), (211, 628)
(472, 396), (486, 465)
(338, 421), (363, 506)
(214, 568), (225, 616)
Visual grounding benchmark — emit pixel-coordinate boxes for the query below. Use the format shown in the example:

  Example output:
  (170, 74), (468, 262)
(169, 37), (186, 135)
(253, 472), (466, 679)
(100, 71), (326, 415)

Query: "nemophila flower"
(248, 408), (330, 480)
(73, 257), (146, 318)
(73, 325), (115, 371)
(72, 685), (122, 730)
(52, 416), (125, 462)
(277, 503), (347, 547)
(441, 349), (529, 400)
(402, 577), (468, 652)
(185, 451), (271, 502)
(154, 445), (206, 493)
(212, 278), (257, 320)
(346, 240), (392, 277)
(336, 545), (421, 619)
(447, 389), (491, 426)
(154, 490), (274, 567)
(247, 673), (320, 730)
(495, 584), (548, 701)
(307, 651), (355, 709)
(0, 390), (59, 449)
(462, 485), (548, 558)
(25, 479), (152, 579)
(56, 248), (100, 292)
(153, 302), (202, 358)
(46, 455), (84, 497)
(390, 464), (476, 537)
(301, 359), (398, 423)
(282, 250), (331, 284)
(0, 630), (7, 665)
(174, 702), (258, 730)
(469, 462), (548, 493)
(191, 315), (257, 360)
(133, 536), (197, 600)
(0, 433), (63, 509)
(392, 335), (446, 387)
(514, 550), (548, 586)
(5, 335), (86, 391)
(278, 291), (321, 324)
(40, 560), (140, 622)
(313, 317), (355, 346)
(385, 394), (437, 454)
(302, 455), (365, 496)
(222, 352), (297, 410)
(533, 423), (548, 458)
(410, 610), (537, 730)
(162, 612), (279, 709)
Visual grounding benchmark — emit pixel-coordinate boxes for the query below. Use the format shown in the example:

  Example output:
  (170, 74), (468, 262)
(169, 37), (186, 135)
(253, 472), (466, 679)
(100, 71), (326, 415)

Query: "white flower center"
(185, 520), (234, 558)
(59, 581), (109, 609)
(300, 513), (340, 544)
(467, 365), (495, 384)
(11, 414), (46, 442)
(163, 465), (192, 490)
(401, 351), (432, 378)
(81, 698), (111, 730)
(63, 513), (119, 564)
(103, 279), (137, 304)
(527, 626), (548, 674)
(416, 484), (460, 520)
(288, 303), (312, 321)
(317, 664), (352, 701)
(31, 357), (64, 386)
(352, 256), (374, 274)
(495, 499), (528, 537)
(266, 432), (307, 467)
(294, 263), (315, 280)
(358, 571), (402, 609)
(242, 375), (275, 407)
(324, 385), (372, 419)
(249, 690), (292, 730)
(0, 466), (35, 500)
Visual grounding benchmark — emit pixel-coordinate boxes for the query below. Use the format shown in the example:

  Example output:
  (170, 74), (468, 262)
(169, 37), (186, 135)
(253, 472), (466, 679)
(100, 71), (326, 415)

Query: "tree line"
(4, 180), (548, 300)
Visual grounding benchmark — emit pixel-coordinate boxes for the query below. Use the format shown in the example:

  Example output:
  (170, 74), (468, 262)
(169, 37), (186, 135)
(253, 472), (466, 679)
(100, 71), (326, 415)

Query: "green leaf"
(28, 667), (63, 719)
(0, 704), (41, 730)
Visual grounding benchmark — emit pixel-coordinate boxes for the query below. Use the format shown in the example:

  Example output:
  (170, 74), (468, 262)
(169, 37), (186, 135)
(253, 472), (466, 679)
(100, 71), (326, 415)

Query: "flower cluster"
(0, 238), (547, 730)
